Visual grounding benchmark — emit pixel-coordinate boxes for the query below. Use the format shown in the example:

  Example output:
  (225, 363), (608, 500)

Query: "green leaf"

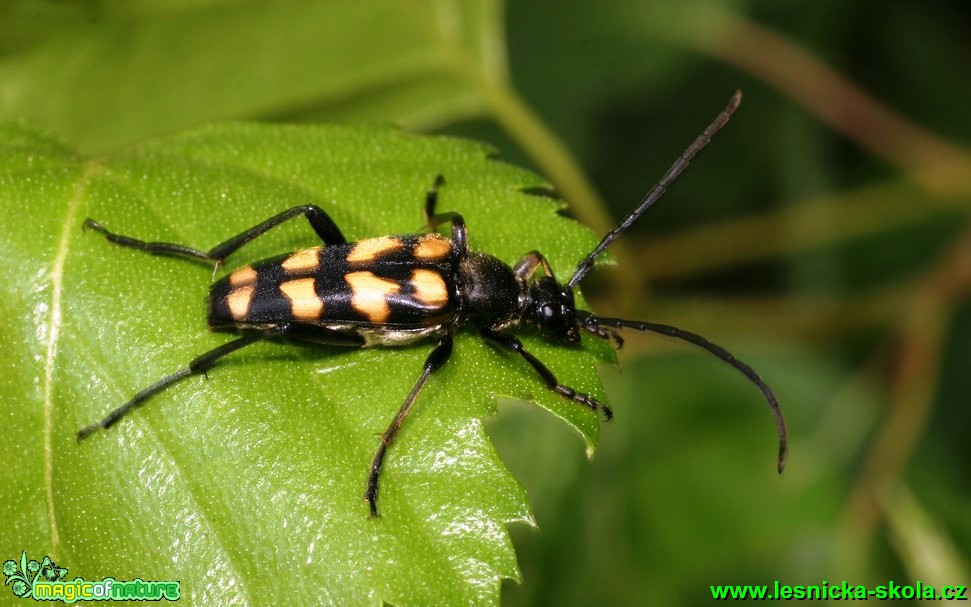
(0, 0), (615, 235)
(0, 121), (611, 606)
(0, 0), (502, 153)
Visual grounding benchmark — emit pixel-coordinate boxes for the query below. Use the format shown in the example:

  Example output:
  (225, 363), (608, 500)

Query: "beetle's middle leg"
(366, 336), (454, 517)
(422, 175), (468, 254)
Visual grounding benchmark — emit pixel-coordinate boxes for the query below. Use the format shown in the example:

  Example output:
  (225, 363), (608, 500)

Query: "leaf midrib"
(43, 161), (97, 555)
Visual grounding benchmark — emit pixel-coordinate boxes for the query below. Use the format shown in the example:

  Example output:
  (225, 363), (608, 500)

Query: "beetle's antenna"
(567, 91), (742, 288)
(578, 311), (788, 473)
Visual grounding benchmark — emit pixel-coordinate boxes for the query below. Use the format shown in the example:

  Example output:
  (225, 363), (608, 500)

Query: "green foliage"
(0, 121), (611, 605)
(2, 1), (970, 606)
(0, 0), (500, 154)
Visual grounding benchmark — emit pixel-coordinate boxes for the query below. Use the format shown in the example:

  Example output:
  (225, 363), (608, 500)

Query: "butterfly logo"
(39, 556), (67, 582)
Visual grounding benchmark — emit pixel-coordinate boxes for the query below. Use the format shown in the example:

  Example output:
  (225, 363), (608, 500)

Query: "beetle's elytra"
(78, 91), (787, 517)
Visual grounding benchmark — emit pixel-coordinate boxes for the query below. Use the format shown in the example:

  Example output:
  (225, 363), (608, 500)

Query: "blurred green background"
(2, 0), (969, 605)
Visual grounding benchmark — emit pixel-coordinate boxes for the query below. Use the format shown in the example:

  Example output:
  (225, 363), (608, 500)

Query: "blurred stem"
(834, 223), (971, 574)
(420, 0), (640, 304)
(479, 80), (615, 236)
(663, 4), (971, 196)
(632, 3), (971, 281)
(884, 486), (971, 590)
(591, 289), (903, 346)
(835, 289), (949, 574)
(637, 179), (965, 280)
(477, 80), (640, 307)
(422, 0), (613, 235)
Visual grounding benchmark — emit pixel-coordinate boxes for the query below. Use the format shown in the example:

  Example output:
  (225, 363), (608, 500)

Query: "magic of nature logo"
(3, 552), (180, 603)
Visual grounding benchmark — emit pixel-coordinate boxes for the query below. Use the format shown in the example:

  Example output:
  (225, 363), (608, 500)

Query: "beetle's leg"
(423, 174), (446, 225)
(422, 175), (467, 254)
(577, 317), (624, 348)
(77, 324), (288, 441)
(366, 336), (454, 517)
(479, 328), (612, 420)
(206, 205), (347, 260)
(513, 251), (556, 281)
(84, 204), (347, 269)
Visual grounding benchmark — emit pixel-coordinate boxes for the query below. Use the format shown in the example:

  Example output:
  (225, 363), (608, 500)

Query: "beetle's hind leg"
(84, 204), (348, 270)
(77, 324), (288, 441)
(83, 219), (212, 262)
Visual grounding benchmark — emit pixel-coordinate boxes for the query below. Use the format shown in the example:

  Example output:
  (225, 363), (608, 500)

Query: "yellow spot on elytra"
(280, 278), (323, 321)
(229, 265), (258, 287)
(281, 247), (321, 273)
(411, 269), (448, 308)
(347, 236), (402, 263)
(346, 271), (399, 323)
(413, 234), (451, 260)
(227, 286), (255, 321)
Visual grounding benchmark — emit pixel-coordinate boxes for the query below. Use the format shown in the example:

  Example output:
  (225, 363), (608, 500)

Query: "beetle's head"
(529, 276), (581, 344)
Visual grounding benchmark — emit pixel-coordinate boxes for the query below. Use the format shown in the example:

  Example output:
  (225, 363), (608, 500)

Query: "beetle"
(77, 91), (787, 517)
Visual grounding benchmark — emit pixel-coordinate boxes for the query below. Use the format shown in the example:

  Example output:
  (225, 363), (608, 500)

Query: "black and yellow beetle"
(78, 91), (787, 517)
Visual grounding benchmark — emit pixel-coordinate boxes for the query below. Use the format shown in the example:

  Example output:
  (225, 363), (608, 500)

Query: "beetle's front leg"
(479, 328), (612, 421)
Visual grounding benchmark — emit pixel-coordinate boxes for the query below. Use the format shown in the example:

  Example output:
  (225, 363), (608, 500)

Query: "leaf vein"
(43, 162), (98, 553)
(65, 329), (252, 604)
